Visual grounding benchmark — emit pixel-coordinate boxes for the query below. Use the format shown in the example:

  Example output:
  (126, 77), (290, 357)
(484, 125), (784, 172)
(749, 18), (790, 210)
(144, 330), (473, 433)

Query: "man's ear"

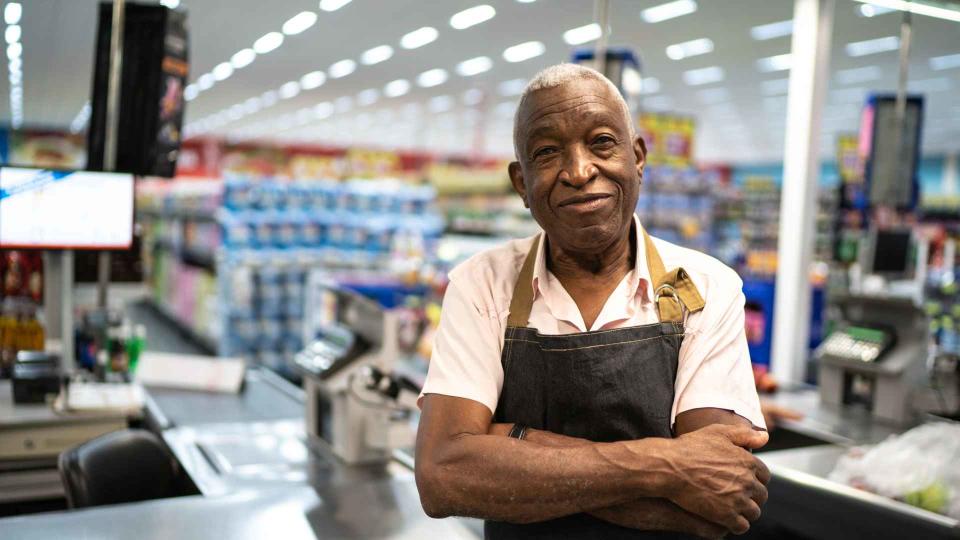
(508, 161), (528, 208)
(633, 135), (647, 181)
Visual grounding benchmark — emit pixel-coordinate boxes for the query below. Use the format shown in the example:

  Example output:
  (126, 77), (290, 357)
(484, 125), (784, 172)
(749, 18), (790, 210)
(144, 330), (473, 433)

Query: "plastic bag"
(828, 422), (960, 518)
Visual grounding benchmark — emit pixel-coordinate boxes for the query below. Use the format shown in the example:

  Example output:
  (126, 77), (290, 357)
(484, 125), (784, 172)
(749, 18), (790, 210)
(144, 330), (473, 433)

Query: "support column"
(43, 251), (74, 372)
(771, 0), (834, 384)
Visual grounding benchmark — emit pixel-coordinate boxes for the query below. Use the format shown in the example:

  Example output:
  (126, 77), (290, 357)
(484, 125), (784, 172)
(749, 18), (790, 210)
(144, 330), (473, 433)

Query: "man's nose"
(558, 145), (598, 188)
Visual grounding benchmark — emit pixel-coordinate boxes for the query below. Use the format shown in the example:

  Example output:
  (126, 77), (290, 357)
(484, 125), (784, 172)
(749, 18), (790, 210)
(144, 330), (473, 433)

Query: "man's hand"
(655, 424), (770, 535)
(591, 499), (728, 539)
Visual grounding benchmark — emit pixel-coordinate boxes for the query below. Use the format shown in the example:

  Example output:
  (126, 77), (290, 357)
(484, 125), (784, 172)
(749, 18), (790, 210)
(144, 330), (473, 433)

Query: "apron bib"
(484, 228), (705, 540)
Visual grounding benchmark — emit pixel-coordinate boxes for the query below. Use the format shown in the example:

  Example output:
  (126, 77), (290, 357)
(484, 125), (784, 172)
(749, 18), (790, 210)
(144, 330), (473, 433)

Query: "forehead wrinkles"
(521, 93), (618, 127)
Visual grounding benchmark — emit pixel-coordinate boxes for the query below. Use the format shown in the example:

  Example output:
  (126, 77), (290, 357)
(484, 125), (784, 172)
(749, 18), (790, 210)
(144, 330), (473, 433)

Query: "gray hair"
(512, 63), (634, 159)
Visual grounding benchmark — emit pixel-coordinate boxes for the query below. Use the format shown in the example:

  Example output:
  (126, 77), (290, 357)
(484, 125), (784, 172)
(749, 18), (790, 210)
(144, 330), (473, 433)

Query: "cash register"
(817, 229), (928, 424)
(294, 278), (419, 465)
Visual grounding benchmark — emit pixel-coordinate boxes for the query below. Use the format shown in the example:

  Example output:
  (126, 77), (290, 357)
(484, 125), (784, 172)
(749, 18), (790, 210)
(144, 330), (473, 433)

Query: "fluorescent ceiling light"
(641, 0), (697, 23)
(495, 101), (516, 117)
(503, 41), (545, 63)
(498, 78), (526, 96)
(930, 53), (960, 71)
(300, 70), (326, 90)
(456, 56), (493, 76)
(184, 84), (199, 101)
(319, 0), (353, 12)
(750, 20), (793, 40)
(516, 0), (536, 3)
(622, 68), (642, 94)
(160, 0), (180, 9)
(282, 11), (318, 35)
(4, 3), (21, 25)
(384, 79), (411, 97)
(5, 25), (20, 44)
(261, 90), (279, 107)
(845, 35), (899, 57)
(850, 0), (960, 23)
(198, 73), (215, 90)
(230, 48), (256, 69)
(6, 42), (21, 59)
(328, 59), (356, 78)
(212, 62), (234, 81)
(563, 23), (602, 45)
(696, 87), (730, 104)
(279, 81), (301, 99)
(909, 77), (951, 93)
(418, 68), (449, 88)
(463, 88), (485, 105)
(756, 53), (791, 72)
(253, 32), (284, 54)
(858, 4), (895, 16)
(401, 27), (439, 49)
(429, 95), (454, 113)
(450, 5), (496, 30)
(334, 96), (353, 113)
(242, 97), (262, 114)
(835, 65), (882, 84)
(641, 77), (661, 95)
(314, 102), (334, 119)
(357, 88), (380, 106)
(665, 37), (714, 60)
(361, 45), (393, 65)
(761, 78), (789, 95)
(682, 65), (724, 85)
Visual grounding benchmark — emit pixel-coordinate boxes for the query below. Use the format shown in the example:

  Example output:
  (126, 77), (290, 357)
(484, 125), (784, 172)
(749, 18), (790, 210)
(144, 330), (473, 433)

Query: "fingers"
(742, 499), (762, 522)
(731, 515), (751, 535)
(754, 458), (772, 484)
(719, 425), (769, 450)
(751, 480), (769, 506)
(693, 521), (728, 540)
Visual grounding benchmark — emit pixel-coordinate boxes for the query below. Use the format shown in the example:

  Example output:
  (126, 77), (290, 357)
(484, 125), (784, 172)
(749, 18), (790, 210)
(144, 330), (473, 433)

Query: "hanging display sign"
(638, 112), (695, 168)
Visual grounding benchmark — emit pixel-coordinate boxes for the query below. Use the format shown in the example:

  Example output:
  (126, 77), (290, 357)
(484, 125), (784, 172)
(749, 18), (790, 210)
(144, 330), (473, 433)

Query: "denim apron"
(484, 228), (706, 540)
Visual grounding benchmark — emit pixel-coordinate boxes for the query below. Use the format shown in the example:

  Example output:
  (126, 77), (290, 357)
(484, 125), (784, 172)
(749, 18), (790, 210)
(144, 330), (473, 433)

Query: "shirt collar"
(532, 213), (653, 304)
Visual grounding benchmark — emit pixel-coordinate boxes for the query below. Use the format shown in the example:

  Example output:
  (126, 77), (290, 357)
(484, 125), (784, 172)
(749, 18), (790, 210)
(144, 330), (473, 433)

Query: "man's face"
(509, 78), (646, 256)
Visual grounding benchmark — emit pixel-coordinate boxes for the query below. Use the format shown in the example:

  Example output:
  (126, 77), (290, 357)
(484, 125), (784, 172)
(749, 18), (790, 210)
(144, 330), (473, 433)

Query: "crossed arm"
(415, 394), (770, 538)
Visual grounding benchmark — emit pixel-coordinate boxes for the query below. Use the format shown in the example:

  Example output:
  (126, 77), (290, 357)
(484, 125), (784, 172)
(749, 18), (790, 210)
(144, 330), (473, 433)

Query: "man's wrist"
(601, 437), (680, 499)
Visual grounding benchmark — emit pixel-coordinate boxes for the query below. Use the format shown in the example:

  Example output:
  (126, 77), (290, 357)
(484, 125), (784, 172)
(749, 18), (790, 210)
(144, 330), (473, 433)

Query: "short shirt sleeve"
(672, 278), (766, 430)
(418, 279), (505, 415)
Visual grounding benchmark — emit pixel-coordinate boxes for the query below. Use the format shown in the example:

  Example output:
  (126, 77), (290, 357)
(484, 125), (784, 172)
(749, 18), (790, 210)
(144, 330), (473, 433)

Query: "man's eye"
(533, 147), (557, 159)
(593, 135), (616, 146)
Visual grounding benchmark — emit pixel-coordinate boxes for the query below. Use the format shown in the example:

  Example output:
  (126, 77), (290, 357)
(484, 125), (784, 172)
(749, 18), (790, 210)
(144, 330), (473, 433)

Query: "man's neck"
(547, 225), (636, 328)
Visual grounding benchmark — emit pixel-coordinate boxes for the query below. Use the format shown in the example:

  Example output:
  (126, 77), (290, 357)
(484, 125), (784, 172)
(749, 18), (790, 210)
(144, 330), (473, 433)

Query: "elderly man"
(415, 64), (770, 539)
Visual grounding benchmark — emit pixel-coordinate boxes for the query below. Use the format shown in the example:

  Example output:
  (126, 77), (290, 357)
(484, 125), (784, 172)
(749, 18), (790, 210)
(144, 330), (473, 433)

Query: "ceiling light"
(463, 88), (485, 105)
(830, 87), (867, 104)
(328, 59), (356, 78)
(197, 73), (215, 90)
(314, 102), (334, 119)
(622, 68), (642, 94)
(357, 88), (379, 106)
(300, 70), (326, 90)
(261, 90), (279, 107)
(5, 25), (20, 45)
(503, 41), (545, 63)
(212, 62), (234, 81)
(384, 79), (411, 97)
(643, 95), (674, 111)
(279, 81), (301, 99)
(160, 0), (180, 8)
(761, 78), (789, 96)
(242, 97), (262, 114)
(697, 87), (730, 104)
(283, 11), (318, 35)
(909, 77), (952, 93)
(665, 37), (714, 60)
(563, 23), (602, 46)
(682, 65), (724, 85)
(334, 96), (353, 113)
(184, 84), (199, 101)
(516, 0), (536, 3)
(230, 48), (256, 69)
(417, 68), (449, 88)
(641, 0), (697, 23)
(253, 32), (284, 54)
(429, 95), (454, 113)
(858, 4), (895, 16)
(498, 78), (526, 96)
(456, 56), (493, 76)
(401, 27), (438, 49)
(450, 5), (496, 30)
(4, 3), (21, 25)
(851, 0), (960, 23)
(361, 45), (393, 65)
(845, 36), (899, 57)
(320, 0), (353, 11)
(930, 53), (960, 71)
(757, 53), (791, 72)
(750, 20), (793, 41)
(835, 65), (882, 84)
(641, 77), (661, 95)
(6, 42), (21, 60)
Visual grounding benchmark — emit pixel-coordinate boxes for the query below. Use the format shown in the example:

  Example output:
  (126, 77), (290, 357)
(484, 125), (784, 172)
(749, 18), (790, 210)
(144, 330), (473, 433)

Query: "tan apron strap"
(506, 234), (541, 328)
(642, 227), (705, 323)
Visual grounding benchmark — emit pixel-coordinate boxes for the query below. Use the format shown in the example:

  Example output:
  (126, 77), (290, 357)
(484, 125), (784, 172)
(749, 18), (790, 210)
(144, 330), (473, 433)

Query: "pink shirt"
(420, 214), (765, 429)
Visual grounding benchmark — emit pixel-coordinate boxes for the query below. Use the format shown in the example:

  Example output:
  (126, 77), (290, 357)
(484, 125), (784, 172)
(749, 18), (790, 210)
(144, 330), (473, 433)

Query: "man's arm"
(486, 408), (765, 537)
(415, 395), (769, 532)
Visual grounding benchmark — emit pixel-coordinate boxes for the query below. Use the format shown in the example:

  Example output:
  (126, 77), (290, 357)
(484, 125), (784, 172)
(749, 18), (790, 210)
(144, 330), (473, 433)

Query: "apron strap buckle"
(654, 283), (688, 324)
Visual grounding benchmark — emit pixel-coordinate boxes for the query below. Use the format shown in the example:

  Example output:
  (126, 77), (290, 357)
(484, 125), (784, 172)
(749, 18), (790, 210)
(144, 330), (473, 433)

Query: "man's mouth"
(558, 193), (613, 208)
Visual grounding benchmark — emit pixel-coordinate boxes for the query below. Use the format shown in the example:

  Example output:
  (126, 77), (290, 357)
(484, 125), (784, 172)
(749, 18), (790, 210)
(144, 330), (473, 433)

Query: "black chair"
(58, 429), (185, 508)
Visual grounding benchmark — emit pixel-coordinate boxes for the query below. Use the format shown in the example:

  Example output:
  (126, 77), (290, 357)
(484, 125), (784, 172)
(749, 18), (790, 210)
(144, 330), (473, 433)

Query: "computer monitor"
(0, 167), (134, 249)
(868, 229), (912, 277)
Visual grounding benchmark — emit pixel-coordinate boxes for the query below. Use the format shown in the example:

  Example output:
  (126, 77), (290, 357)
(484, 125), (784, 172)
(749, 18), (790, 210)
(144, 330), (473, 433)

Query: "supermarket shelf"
(152, 240), (217, 273)
(136, 298), (218, 356)
(137, 207), (218, 223)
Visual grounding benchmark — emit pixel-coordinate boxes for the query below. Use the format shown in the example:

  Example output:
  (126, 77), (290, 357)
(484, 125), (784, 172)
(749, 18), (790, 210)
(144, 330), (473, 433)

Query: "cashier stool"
(58, 429), (184, 508)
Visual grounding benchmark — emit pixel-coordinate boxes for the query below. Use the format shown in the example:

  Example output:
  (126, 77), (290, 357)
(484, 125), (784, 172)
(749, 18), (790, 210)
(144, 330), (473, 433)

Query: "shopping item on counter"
(828, 422), (960, 519)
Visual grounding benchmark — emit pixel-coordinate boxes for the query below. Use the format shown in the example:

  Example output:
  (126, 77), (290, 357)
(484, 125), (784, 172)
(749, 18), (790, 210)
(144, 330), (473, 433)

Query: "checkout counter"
(1, 285), (959, 539)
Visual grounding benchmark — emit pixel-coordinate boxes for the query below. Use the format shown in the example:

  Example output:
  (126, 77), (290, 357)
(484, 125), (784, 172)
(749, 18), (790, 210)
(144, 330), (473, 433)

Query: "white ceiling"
(4, 0), (960, 164)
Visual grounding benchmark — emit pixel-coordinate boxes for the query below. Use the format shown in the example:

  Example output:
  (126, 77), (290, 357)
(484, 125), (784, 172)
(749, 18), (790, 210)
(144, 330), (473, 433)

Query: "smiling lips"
(558, 193), (613, 210)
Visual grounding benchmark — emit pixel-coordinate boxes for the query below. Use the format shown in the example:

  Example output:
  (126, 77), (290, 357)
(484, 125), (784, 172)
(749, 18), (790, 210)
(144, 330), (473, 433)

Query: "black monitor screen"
(872, 230), (911, 274)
